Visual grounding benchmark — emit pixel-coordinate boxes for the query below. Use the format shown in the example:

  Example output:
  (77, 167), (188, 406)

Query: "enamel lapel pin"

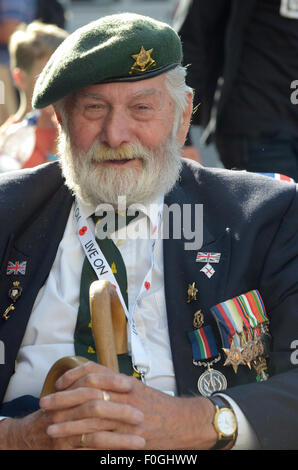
(196, 252), (221, 279)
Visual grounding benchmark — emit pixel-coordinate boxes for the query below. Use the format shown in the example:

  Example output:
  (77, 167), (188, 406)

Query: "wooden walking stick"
(40, 280), (127, 397)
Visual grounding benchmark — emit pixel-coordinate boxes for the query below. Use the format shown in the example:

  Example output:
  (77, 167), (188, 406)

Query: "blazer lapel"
(163, 171), (232, 395)
(0, 185), (73, 403)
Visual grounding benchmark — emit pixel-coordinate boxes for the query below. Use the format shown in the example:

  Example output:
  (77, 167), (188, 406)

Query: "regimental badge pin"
(9, 281), (22, 301)
(187, 282), (198, 303)
(193, 309), (204, 329)
(129, 46), (156, 74)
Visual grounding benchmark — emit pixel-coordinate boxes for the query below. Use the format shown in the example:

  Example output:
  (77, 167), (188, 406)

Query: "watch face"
(217, 409), (237, 436)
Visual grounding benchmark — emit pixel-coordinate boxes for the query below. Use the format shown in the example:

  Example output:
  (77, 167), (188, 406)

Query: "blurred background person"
(0, 21), (68, 172)
(0, 0), (37, 124)
(177, 0), (298, 181)
(35, 0), (66, 29)
(0, 0), (66, 126)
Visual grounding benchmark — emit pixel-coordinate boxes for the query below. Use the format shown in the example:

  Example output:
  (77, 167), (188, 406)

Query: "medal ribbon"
(210, 303), (235, 348)
(247, 290), (268, 323)
(225, 299), (245, 332)
(188, 325), (219, 362)
(236, 290), (268, 329)
(219, 301), (243, 346)
(210, 290), (269, 348)
(237, 295), (258, 328)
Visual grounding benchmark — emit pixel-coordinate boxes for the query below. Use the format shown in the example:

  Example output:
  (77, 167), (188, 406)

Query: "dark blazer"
(0, 160), (297, 449)
(178, 0), (256, 134)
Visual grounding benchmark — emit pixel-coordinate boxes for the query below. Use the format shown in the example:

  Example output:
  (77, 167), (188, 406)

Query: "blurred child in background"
(0, 20), (68, 172)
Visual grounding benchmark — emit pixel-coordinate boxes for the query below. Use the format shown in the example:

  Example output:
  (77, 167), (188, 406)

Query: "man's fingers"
(49, 427), (145, 450)
(47, 415), (142, 437)
(40, 387), (104, 410)
(58, 372), (134, 395)
(47, 417), (114, 437)
(48, 397), (144, 426)
(79, 431), (145, 450)
(47, 417), (146, 450)
(54, 361), (133, 393)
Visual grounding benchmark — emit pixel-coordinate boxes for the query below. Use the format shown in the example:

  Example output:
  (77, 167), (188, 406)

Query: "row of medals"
(193, 310), (270, 398)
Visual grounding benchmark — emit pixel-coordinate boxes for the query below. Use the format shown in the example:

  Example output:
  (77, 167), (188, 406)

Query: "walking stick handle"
(40, 280), (127, 397)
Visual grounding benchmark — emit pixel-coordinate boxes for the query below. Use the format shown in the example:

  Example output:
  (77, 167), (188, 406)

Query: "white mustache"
(88, 143), (151, 163)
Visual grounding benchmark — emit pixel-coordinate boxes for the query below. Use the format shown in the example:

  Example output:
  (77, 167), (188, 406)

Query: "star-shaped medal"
(240, 336), (255, 369)
(223, 339), (245, 374)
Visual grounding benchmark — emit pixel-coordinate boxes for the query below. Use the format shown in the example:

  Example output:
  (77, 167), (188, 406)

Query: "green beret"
(32, 13), (182, 109)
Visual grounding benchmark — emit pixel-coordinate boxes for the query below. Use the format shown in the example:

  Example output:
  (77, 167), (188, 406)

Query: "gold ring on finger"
(80, 433), (86, 447)
(103, 391), (110, 401)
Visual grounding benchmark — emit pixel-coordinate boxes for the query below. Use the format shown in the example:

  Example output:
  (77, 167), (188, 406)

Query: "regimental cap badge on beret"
(129, 46), (156, 74)
(32, 13), (183, 109)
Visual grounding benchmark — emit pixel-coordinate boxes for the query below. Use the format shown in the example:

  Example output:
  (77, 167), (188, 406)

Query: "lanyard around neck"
(73, 198), (163, 376)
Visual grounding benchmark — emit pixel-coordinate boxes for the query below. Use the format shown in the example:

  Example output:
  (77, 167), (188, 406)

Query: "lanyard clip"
(133, 365), (149, 384)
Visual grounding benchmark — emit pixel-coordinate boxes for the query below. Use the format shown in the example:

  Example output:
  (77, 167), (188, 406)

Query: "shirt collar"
(77, 195), (164, 232)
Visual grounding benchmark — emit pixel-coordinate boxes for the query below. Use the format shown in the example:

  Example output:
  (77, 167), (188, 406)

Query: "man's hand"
(0, 366), (145, 450)
(48, 361), (218, 450)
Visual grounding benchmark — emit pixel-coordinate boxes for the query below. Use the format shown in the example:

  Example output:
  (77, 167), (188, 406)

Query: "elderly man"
(0, 13), (297, 450)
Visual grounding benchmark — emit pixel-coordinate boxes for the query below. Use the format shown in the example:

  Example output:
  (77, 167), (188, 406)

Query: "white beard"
(57, 130), (182, 207)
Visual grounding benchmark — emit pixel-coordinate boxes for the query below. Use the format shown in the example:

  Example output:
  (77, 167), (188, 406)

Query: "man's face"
(57, 74), (188, 206)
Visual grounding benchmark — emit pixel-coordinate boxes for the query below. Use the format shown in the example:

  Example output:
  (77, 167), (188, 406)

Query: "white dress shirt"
(4, 197), (176, 400)
(2, 199), (259, 449)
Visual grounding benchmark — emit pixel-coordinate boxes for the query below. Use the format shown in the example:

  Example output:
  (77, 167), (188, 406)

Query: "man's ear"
(53, 106), (63, 126)
(177, 92), (193, 146)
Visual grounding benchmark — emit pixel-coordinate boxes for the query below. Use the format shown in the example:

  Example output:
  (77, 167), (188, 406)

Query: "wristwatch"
(209, 395), (238, 450)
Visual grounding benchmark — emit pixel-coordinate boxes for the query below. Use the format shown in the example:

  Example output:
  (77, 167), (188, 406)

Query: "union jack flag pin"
(6, 261), (27, 275)
(196, 252), (221, 264)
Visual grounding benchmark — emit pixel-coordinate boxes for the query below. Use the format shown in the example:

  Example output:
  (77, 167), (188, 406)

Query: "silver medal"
(197, 367), (227, 397)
